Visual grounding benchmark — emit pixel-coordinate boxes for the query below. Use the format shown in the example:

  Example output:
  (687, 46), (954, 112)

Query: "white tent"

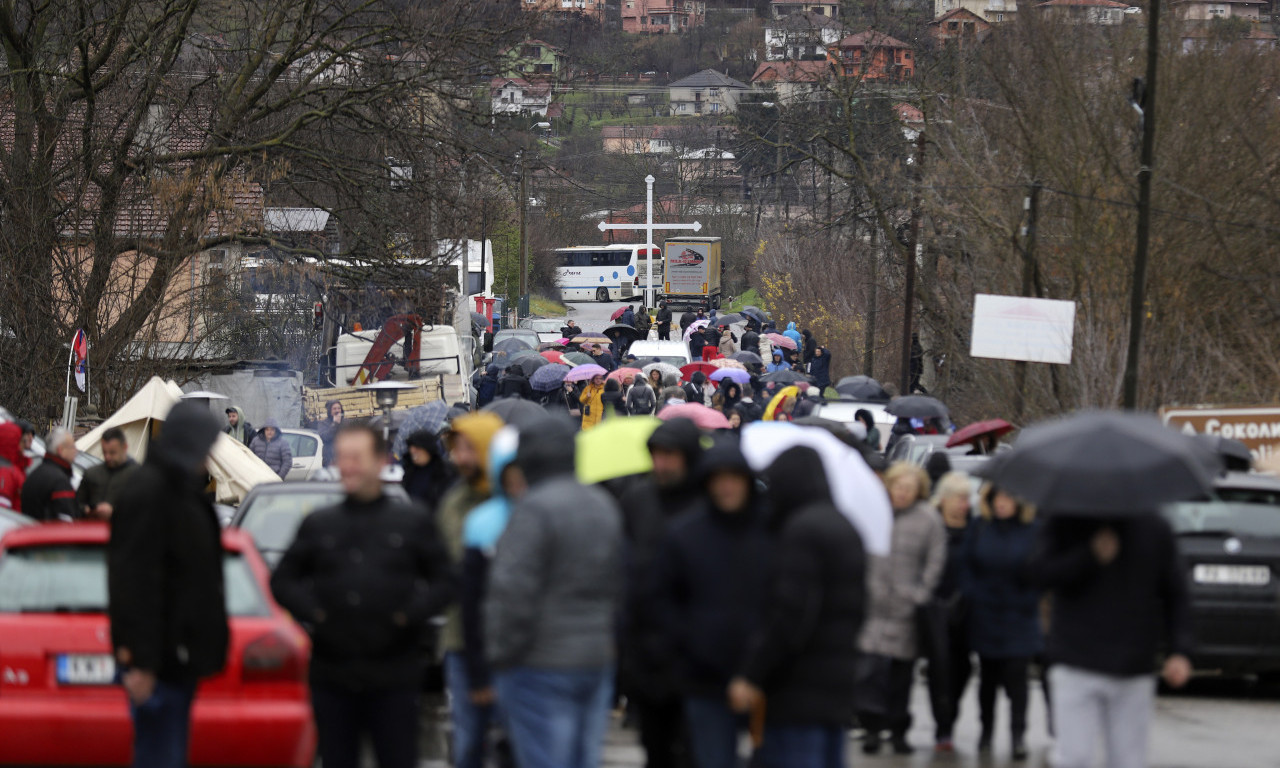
(76, 377), (281, 504)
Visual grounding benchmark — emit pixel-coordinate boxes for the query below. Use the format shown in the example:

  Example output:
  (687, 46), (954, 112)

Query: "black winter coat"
(962, 517), (1043, 659)
(1028, 514), (1191, 677)
(679, 312), (696, 332)
(741, 330), (760, 355)
(271, 494), (456, 692)
(497, 374), (533, 400)
(807, 349), (832, 390)
(658, 501), (773, 698)
(744, 447), (866, 726)
(688, 333), (706, 359)
(22, 455), (79, 522)
(656, 306), (673, 328)
(109, 457), (229, 683)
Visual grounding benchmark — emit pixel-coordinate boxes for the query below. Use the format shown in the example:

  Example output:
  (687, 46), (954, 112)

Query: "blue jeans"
(445, 651), (498, 768)
(129, 679), (196, 768)
(684, 696), (745, 768)
(494, 665), (614, 768)
(754, 725), (846, 768)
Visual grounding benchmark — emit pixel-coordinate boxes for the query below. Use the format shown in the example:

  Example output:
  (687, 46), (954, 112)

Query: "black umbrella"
(517, 355), (550, 377)
(481, 398), (553, 430)
(713, 313), (747, 327)
(603, 324), (644, 344)
(835, 375), (891, 403)
(493, 337), (534, 353)
(984, 411), (1216, 515)
(759, 369), (811, 384)
(1194, 433), (1252, 473)
(886, 395), (949, 420)
(741, 306), (769, 323)
(470, 311), (488, 331)
(731, 350), (764, 365)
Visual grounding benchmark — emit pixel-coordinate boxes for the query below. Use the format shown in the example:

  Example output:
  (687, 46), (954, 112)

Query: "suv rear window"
(0, 545), (269, 617)
(1163, 501), (1280, 539)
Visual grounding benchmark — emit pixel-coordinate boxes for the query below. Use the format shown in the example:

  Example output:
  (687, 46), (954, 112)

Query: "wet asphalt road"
(414, 676), (1280, 768)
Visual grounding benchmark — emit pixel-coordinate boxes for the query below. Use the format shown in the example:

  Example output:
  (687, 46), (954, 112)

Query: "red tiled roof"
(835, 30), (913, 49)
(929, 7), (992, 23)
(1036, 0), (1128, 7)
(750, 60), (832, 83)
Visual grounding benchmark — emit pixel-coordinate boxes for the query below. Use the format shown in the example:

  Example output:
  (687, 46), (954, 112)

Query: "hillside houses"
(764, 11), (849, 60)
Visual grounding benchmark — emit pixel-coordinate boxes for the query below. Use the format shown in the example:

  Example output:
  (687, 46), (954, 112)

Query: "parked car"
(0, 523), (315, 767)
(492, 328), (541, 350)
(1214, 471), (1280, 506)
(1162, 498), (1280, 680)
(279, 428), (325, 481)
(519, 316), (569, 345)
(231, 481), (410, 569)
(627, 340), (691, 367)
(811, 400), (897, 452)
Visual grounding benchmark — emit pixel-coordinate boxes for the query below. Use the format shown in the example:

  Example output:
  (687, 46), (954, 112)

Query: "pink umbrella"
(767, 332), (797, 350)
(565, 364), (608, 382)
(610, 306), (627, 321)
(683, 319), (711, 341)
(658, 402), (732, 430)
(608, 367), (643, 384)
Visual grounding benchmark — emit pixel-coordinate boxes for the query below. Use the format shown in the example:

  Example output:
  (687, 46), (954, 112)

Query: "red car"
(0, 523), (316, 767)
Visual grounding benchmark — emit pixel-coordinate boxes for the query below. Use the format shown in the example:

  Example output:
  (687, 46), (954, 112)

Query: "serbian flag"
(72, 329), (88, 393)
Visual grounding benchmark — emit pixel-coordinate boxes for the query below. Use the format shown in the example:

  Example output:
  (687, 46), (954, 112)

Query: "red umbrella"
(766, 332), (797, 350)
(610, 306), (627, 321)
(541, 350), (569, 365)
(946, 418), (1015, 449)
(658, 402), (732, 430)
(680, 362), (718, 382)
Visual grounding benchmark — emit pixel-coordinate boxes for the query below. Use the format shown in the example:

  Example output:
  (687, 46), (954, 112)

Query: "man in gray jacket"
(485, 417), (623, 768)
(250, 418), (293, 480)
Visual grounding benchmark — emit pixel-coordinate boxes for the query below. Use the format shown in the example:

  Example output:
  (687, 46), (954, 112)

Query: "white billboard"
(970, 294), (1076, 365)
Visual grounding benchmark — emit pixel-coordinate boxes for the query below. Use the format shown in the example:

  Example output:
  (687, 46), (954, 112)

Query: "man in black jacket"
(681, 372), (709, 406)
(22, 427), (80, 522)
(109, 402), (229, 768)
(272, 423), (456, 768)
(496, 365), (533, 400)
(679, 310), (696, 336)
(76, 426), (137, 519)
(1028, 514), (1191, 768)
(615, 419), (706, 768)
(730, 445), (867, 766)
(658, 440), (772, 768)
(656, 302), (673, 341)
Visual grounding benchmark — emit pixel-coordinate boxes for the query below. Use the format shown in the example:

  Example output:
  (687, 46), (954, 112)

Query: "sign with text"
(1161, 405), (1280, 465)
(970, 294), (1076, 365)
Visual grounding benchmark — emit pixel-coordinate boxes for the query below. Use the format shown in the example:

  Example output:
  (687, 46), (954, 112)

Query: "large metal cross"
(597, 175), (702, 308)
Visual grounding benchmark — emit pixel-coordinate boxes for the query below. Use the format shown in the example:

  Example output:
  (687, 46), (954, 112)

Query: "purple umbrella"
(565, 364), (608, 382)
(710, 368), (751, 385)
(530, 363), (572, 392)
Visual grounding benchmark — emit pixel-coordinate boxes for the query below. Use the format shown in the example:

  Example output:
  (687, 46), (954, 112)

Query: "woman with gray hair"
(926, 471), (976, 753)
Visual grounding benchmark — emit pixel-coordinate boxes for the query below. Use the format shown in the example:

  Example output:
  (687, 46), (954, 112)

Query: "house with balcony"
(929, 8), (993, 47)
(1174, 0), (1275, 49)
(764, 11), (849, 60)
(1035, 0), (1130, 24)
(750, 60), (832, 102)
(668, 69), (751, 115)
(502, 40), (568, 80)
(522, 0), (611, 23)
(770, 0), (841, 18)
(828, 31), (915, 81)
(934, 0), (1017, 22)
(490, 78), (555, 117)
(622, 0), (708, 32)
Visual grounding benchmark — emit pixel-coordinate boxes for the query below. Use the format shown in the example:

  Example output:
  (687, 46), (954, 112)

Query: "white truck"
(660, 237), (723, 310)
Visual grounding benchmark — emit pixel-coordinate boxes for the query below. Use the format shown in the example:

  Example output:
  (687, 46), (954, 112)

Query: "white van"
(627, 340), (691, 367)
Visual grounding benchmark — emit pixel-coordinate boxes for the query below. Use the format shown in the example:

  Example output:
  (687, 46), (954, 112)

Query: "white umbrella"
(740, 421), (892, 555)
(683, 318), (710, 341)
(641, 362), (682, 383)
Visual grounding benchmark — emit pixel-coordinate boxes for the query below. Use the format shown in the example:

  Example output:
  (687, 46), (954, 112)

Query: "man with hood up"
(615, 419), (706, 768)
(486, 417), (624, 768)
(250, 418), (292, 480)
(438, 412), (505, 767)
(312, 400), (344, 467)
(657, 438), (773, 768)
(224, 406), (253, 447)
(0, 421), (26, 511)
(682, 371), (709, 406)
(109, 401), (229, 768)
(476, 365), (500, 408)
(729, 446), (867, 767)
(456, 426), (525, 768)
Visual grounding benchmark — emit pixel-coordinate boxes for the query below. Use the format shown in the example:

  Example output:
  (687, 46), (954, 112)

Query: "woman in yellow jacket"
(579, 374), (606, 430)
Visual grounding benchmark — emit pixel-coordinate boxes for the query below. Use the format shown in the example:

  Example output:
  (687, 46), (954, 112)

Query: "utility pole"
(517, 153), (529, 319)
(899, 130), (925, 396)
(1013, 182), (1041, 421)
(1123, 0), (1161, 410)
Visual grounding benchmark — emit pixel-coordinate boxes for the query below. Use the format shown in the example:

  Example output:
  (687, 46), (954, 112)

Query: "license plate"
(56, 654), (116, 685)
(1193, 564), (1271, 586)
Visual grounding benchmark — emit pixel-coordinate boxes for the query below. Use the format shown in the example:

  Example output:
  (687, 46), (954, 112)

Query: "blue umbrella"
(710, 368), (751, 385)
(530, 363), (572, 392)
(391, 400), (450, 459)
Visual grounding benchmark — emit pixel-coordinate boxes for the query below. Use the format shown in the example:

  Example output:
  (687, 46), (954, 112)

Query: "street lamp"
(359, 380), (417, 441)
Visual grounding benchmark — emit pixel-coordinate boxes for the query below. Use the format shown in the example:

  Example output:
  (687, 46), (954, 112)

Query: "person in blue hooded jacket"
(454, 427), (523, 768)
(783, 322), (803, 350)
(765, 350), (791, 374)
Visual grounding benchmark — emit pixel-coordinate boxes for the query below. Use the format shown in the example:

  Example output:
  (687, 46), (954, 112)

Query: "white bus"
(553, 244), (663, 303)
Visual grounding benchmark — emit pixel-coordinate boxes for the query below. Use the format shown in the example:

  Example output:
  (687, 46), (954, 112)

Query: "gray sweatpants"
(1049, 665), (1156, 768)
